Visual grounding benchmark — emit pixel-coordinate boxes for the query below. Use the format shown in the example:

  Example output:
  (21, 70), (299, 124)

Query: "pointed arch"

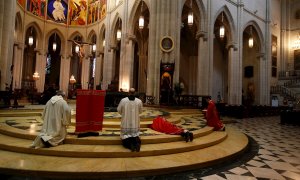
(110, 14), (122, 45)
(45, 29), (66, 54)
(15, 12), (23, 42)
(181, 0), (206, 32)
(243, 21), (265, 54)
(99, 24), (106, 50)
(194, 0), (206, 31)
(127, 0), (150, 35)
(68, 31), (85, 42)
(214, 6), (236, 43)
(25, 22), (43, 47)
(87, 30), (97, 43)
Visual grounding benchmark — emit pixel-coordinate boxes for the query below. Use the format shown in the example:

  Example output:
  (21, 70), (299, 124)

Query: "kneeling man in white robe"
(117, 88), (143, 152)
(31, 90), (71, 149)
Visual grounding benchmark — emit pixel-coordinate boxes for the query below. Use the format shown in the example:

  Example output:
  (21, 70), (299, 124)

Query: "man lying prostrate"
(149, 116), (193, 142)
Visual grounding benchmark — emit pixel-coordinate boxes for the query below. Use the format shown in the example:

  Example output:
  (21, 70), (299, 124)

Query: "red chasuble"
(206, 100), (224, 131)
(75, 90), (106, 133)
(149, 116), (184, 135)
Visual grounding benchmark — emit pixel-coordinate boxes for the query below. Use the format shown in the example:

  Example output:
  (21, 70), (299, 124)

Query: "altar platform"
(0, 104), (249, 179)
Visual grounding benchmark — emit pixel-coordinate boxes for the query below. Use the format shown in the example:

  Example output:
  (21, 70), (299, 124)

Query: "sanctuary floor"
(0, 104), (299, 180)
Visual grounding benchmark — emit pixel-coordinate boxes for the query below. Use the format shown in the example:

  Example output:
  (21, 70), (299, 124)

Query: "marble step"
(0, 127), (248, 179)
(0, 130), (227, 158)
(0, 122), (213, 144)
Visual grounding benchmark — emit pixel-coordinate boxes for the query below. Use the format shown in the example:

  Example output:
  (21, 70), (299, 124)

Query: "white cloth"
(117, 97), (143, 139)
(31, 95), (71, 148)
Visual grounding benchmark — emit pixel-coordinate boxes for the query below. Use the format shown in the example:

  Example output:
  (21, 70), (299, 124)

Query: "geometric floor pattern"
(1, 111), (299, 179)
(202, 116), (300, 180)
(121, 116), (299, 180)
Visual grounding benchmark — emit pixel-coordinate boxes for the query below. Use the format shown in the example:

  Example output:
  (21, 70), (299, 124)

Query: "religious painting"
(294, 49), (300, 70)
(99, 0), (106, 20)
(160, 36), (174, 52)
(17, 0), (26, 9)
(47, 0), (68, 24)
(87, 0), (99, 24)
(69, 0), (88, 26)
(27, 0), (46, 18)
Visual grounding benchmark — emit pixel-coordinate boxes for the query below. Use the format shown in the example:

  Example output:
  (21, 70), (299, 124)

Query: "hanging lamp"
(188, 0), (193, 26)
(219, 12), (225, 39)
(249, 26), (254, 48)
(139, 0), (144, 29)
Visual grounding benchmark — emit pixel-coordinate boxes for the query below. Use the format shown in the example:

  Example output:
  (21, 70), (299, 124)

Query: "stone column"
(94, 53), (103, 89)
(119, 35), (135, 91)
(35, 49), (46, 92)
(81, 53), (90, 90)
(102, 48), (115, 90)
(59, 55), (71, 95)
(227, 43), (239, 105)
(0, 0), (16, 90)
(12, 43), (24, 90)
(257, 53), (267, 105)
(196, 31), (209, 95)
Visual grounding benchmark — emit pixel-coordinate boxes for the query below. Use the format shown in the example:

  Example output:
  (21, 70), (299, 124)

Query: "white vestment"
(117, 97), (143, 139)
(31, 95), (71, 148)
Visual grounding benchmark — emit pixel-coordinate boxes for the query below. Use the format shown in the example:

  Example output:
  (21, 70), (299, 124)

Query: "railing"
(174, 95), (210, 108)
(270, 85), (298, 101)
(278, 70), (300, 79)
(283, 78), (300, 87)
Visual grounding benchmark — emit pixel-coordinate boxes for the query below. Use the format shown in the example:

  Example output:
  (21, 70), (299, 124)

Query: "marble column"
(35, 49), (46, 92)
(102, 48), (115, 90)
(0, 0), (16, 90)
(196, 32), (209, 96)
(227, 44), (239, 105)
(94, 53), (103, 89)
(59, 55), (71, 95)
(258, 53), (267, 105)
(81, 50), (90, 90)
(12, 43), (24, 90)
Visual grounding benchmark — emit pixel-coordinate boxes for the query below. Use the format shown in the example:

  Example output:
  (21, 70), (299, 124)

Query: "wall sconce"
(219, 12), (225, 39)
(139, 0), (144, 29)
(249, 26), (253, 48)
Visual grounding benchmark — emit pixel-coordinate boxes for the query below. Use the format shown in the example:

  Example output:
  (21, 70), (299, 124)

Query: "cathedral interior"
(0, 0), (299, 179)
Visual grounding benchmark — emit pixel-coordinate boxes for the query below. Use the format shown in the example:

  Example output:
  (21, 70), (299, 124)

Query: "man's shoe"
(184, 132), (189, 142)
(189, 132), (194, 142)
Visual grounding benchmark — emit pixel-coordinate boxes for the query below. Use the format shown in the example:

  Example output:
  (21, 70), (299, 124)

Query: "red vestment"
(149, 116), (184, 135)
(206, 100), (224, 130)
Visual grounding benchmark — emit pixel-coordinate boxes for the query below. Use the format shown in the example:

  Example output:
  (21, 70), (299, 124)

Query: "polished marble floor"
(1, 106), (299, 180)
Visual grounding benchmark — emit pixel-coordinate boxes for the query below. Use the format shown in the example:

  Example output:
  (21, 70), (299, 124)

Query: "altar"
(75, 90), (106, 133)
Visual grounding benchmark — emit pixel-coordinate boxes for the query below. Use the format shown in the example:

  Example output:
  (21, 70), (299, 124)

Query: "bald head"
(129, 88), (135, 94)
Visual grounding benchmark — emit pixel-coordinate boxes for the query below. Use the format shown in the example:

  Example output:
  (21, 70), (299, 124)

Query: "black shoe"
(189, 132), (194, 142)
(184, 132), (189, 142)
(222, 127), (226, 131)
(41, 139), (51, 148)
